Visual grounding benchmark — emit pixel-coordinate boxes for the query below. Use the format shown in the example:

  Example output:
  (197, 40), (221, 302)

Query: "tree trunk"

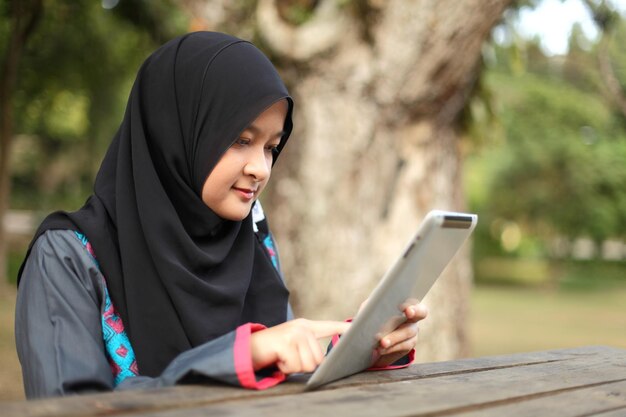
(581, 0), (626, 119)
(597, 29), (626, 119)
(182, 0), (511, 360)
(0, 0), (43, 286)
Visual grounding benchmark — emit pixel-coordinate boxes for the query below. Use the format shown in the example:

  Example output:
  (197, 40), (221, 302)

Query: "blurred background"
(1, 0), (625, 401)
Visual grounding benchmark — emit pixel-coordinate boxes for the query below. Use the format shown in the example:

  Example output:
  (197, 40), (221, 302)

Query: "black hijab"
(18, 32), (293, 376)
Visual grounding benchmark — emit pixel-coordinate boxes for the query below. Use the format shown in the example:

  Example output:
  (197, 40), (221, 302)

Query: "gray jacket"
(15, 229), (291, 399)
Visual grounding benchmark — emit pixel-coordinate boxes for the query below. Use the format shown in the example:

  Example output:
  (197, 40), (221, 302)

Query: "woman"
(15, 31), (427, 399)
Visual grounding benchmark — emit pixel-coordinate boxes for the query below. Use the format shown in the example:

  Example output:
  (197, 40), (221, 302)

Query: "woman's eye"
(265, 144), (280, 154)
(234, 138), (251, 146)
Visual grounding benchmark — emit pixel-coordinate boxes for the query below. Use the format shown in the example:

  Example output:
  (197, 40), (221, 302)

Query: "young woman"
(15, 32), (427, 399)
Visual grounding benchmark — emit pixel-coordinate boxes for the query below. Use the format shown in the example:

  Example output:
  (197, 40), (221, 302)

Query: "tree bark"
(597, 32), (626, 119)
(0, 0), (43, 285)
(182, 0), (511, 360)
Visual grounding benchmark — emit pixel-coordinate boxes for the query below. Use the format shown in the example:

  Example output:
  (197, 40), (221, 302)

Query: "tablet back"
(306, 210), (477, 389)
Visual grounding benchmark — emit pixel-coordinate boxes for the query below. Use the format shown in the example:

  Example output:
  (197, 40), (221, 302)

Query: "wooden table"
(4, 345), (626, 416)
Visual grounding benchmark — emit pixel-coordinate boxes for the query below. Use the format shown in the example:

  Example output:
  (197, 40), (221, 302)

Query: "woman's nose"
(243, 148), (271, 181)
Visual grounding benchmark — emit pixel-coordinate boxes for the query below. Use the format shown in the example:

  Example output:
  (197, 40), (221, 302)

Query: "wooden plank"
(125, 346), (626, 417)
(451, 380), (626, 417)
(2, 346), (623, 417)
(589, 407), (626, 417)
(320, 345), (620, 388)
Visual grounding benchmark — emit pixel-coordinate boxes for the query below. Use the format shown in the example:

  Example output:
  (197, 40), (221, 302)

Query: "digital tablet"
(306, 210), (478, 389)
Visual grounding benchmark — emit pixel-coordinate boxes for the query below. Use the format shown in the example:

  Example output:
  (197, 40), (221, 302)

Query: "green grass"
(469, 284), (626, 357)
(475, 257), (626, 290)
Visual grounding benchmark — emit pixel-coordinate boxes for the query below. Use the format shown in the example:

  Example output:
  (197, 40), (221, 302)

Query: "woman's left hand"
(370, 301), (428, 368)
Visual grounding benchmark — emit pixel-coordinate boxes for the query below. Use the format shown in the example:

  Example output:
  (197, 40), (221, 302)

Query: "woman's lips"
(233, 187), (257, 200)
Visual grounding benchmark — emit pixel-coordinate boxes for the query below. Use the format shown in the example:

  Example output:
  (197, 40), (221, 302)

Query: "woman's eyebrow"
(244, 124), (285, 138)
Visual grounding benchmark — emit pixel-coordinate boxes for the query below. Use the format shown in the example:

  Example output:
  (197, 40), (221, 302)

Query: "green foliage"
(485, 70), (626, 241)
(467, 9), (626, 263)
(6, 0), (187, 210)
(283, 4), (314, 25)
(276, 0), (316, 26)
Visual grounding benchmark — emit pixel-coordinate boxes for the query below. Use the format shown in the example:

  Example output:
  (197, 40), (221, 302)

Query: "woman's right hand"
(250, 319), (350, 374)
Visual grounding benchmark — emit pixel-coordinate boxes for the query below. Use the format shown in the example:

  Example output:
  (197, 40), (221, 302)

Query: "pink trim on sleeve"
(234, 323), (286, 390)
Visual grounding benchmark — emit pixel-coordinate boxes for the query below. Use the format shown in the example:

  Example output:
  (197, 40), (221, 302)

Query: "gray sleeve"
(117, 331), (240, 390)
(15, 230), (256, 399)
(15, 230), (114, 398)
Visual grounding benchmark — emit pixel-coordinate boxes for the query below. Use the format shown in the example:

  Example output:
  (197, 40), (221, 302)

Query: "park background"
(1, 0), (625, 401)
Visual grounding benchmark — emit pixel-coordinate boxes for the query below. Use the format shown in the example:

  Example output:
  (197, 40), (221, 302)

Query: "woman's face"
(201, 99), (288, 221)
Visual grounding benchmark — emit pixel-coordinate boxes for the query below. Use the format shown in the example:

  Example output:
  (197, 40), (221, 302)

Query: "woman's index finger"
(308, 320), (351, 338)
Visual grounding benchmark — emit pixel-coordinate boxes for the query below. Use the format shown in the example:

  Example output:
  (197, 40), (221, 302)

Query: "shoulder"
(30, 229), (95, 267)
(23, 229), (105, 303)
(32, 228), (84, 250)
